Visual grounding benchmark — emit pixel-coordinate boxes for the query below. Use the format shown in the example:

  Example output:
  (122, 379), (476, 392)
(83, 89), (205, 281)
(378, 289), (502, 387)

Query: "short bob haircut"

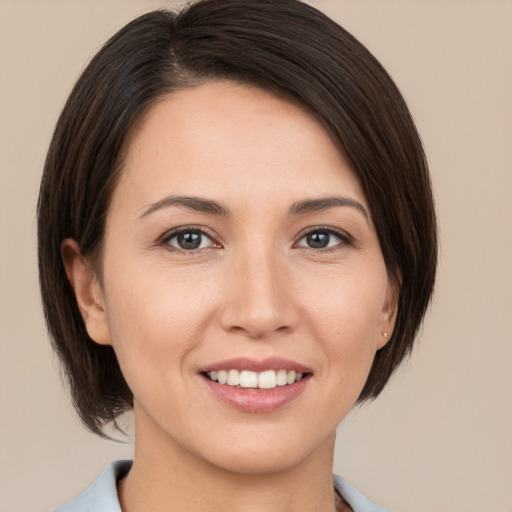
(38, 0), (437, 436)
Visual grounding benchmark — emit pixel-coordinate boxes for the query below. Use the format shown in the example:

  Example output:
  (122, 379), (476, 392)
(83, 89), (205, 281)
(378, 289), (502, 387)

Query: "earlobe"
(61, 239), (112, 346)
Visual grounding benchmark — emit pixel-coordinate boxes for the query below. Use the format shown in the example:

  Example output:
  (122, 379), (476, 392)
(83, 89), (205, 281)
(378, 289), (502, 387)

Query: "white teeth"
(239, 370), (258, 388)
(207, 369), (305, 389)
(258, 370), (277, 389)
(227, 369), (240, 386)
(276, 369), (288, 386)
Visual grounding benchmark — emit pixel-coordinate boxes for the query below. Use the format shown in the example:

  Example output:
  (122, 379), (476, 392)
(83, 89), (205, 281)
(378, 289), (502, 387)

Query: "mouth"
(203, 369), (307, 389)
(199, 357), (312, 412)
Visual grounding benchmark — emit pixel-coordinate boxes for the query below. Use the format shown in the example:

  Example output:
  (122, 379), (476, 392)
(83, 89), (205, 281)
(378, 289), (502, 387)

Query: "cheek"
(302, 265), (387, 336)
(299, 266), (388, 379)
(101, 263), (219, 389)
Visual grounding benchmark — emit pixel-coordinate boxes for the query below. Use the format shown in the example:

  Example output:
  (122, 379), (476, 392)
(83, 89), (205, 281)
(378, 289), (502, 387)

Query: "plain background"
(1, 1), (511, 511)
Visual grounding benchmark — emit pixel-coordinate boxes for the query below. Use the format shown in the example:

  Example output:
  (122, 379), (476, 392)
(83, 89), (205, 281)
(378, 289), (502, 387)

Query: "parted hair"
(38, 0), (437, 436)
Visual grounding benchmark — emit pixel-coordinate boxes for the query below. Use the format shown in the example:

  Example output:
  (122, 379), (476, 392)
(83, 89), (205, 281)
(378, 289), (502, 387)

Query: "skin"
(63, 81), (397, 512)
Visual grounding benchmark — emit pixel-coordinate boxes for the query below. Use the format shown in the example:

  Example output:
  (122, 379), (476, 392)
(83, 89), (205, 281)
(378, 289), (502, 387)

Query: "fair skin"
(63, 81), (397, 512)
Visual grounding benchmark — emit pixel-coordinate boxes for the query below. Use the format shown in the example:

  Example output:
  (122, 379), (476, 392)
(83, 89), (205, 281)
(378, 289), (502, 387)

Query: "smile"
(206, 369), (304, 389)
(200, 357), (312, 412)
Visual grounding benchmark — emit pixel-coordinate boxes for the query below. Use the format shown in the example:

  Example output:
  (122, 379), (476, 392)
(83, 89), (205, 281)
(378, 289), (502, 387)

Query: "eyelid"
(294, 226), (353, 249)
(159, 225), (222, 251)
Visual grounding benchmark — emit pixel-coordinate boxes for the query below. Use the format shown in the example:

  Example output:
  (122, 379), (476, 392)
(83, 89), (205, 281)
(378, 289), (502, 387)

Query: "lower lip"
(202, 375), (310, 413)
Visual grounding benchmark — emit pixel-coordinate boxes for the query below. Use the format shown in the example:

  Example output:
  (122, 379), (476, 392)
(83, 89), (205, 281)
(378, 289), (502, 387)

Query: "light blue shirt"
(55, 460), (392, 512)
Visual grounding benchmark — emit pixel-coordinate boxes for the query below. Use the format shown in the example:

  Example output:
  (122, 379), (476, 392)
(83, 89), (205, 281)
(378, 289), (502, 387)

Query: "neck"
(119, 412), (340, 512)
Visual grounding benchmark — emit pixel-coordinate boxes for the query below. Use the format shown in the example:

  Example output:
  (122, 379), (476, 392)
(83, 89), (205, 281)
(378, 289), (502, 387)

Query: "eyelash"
(160, 225), (353, 253)
(161, 225), (220, 253)
(294, 226), (353, 251)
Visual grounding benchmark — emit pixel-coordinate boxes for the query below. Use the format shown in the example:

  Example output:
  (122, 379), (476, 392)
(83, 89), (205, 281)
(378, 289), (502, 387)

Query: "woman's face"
(85, 81), (396, 474)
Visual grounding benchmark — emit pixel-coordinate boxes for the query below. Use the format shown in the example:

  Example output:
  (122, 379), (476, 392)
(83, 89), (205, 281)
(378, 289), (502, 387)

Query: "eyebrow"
(139, 194), (368, 221)
(289, 196), (369, 220)
(139, 195), (230, 218)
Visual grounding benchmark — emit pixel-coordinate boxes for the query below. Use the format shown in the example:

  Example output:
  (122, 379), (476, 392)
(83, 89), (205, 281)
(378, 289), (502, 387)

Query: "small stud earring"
(383, 332), (389, 339)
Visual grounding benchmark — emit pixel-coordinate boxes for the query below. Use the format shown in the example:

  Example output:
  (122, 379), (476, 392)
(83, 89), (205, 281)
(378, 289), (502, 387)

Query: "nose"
(219, 246), (300, 340)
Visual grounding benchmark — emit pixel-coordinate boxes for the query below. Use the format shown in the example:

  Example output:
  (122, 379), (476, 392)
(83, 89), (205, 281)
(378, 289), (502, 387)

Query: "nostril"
(229, 324), (291, 340)
(218, 285), (300, 339)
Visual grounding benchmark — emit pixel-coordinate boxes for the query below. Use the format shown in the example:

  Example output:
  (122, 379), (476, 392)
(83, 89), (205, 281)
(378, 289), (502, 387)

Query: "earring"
(383, 332), (389, 339)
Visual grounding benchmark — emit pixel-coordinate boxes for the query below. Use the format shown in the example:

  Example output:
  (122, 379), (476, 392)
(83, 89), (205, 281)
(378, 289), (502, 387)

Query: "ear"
(377, 276), (400, 350)
(61, 239), (112, 345)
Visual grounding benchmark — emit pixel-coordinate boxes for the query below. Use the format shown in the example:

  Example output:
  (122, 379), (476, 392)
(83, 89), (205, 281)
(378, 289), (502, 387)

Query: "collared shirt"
(54, 460), (392, 512)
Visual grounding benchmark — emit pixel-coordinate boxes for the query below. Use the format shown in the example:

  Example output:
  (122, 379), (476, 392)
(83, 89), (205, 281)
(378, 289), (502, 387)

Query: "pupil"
(307, 232), (329, 248)
(178, 231), (201, 249)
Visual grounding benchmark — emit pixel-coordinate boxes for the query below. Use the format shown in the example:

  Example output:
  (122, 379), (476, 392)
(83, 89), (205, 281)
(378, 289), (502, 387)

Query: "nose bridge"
(220, 240), (297, 338)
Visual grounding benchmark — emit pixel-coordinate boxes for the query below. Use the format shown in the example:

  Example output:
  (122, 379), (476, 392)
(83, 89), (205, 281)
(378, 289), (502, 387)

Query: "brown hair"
(38, 0), (437, 436)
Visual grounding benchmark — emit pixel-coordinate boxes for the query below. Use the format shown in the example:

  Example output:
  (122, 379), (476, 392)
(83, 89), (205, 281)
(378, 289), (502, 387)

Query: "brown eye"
(305, 231), (331, 248)
(296, 228), (350, 250)
(164, 229), (215, 251)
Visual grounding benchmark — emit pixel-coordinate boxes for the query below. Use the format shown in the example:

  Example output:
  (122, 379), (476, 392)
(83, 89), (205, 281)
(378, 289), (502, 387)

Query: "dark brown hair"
(38, 0), (437, 436)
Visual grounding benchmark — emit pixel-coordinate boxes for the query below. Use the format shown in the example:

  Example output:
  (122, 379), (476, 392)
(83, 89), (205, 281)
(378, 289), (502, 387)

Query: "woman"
(38, 0), (437, 511)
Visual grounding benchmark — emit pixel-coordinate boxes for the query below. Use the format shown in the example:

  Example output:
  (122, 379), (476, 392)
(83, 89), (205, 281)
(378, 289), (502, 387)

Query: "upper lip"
(199, 357), (312, 374)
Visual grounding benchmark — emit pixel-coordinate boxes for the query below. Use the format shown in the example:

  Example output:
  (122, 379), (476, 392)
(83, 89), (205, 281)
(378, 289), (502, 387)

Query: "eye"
(163, 228), (218, 251)
(295, 228), (350, 250)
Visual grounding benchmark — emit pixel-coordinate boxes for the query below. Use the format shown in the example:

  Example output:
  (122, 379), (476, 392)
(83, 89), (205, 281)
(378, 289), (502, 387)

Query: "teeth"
(276, 369), (287, 386)
(206, 369), (305, 389)
(258, 370), (276, 389)
(239, 370), (258, 388)
(227, 369), (240, 386)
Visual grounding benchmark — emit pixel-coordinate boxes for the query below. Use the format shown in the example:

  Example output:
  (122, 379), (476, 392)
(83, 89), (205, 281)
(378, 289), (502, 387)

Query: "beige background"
(1, 1), (511, 511)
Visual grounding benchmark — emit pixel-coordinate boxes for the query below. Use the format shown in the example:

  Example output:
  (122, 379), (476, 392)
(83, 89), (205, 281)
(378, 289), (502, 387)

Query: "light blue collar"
(55, 460), (392, 512)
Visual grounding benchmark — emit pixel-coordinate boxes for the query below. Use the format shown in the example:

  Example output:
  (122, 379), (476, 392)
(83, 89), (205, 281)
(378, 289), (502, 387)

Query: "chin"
(208, 447), (308, 476)
(194, 427), (335, 477)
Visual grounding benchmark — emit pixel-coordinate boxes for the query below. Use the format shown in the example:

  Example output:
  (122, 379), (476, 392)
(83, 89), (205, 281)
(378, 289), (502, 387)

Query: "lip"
(202, 375), (310, 413)
(199, 356), (311, 374)
(199, 357), (312, 413)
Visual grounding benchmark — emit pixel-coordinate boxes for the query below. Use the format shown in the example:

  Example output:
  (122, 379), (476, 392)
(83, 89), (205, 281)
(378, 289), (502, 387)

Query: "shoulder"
(54, 460), (132, 512)
(333, 475), (394, 512)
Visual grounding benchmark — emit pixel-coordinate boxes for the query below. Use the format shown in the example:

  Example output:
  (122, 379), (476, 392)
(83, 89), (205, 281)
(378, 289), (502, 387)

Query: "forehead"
(114, 80), (366, 212)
